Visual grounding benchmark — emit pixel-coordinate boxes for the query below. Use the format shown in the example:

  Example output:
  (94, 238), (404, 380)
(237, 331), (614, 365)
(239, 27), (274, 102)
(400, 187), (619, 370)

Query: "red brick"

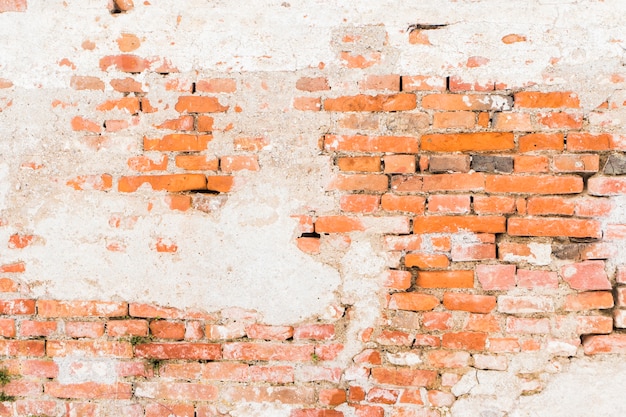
(553, 154), (600, 172)
(45, 382), (132, 399)
(135, 381), (218, 401)
(296, 365), (341, 382)
(223, 342), (313, 361)
(129, 303), (213, 320)
(514, 91), (579, 108)
(476, 264), (516, 290)
(449, 77), (495, 92)
(422, 173), (486, 192)
(432, 111), (476, 129)
(370, 367), (437, 388)
(206, 175), (235, 193)
(422, 132), (514, 152)
(175, 96), (228, 113)
(508, 217), (601, 238)
(319, 389), (347, 406)
(65, 321), (105, 338)
(443, 293), (496, 313)
(15, 400), (58, 417)
(291, 409), (344, 417)
(119, 174), (207, 192)
(405, 252), (450, 269)
(416, 270), (474, 289)
(398, 389), (425, 405)
(221, 155), (260, 172)
(324, 94), (416, 111)
(196, 78), (237, 93)
(526, 196), (575, 215)
(564, 292), (614, 311)
(66, 174), (113, 191)
(442, 332), (487, 350)
(566, 133), (613, 151)
(497, 296), (554, 314)
(144, 134), (212, 151)
(47, 340), (132, 358)
(388, 293), (439, 311)
(127, 155), (168, 172)
(145, 403), (194, 417)
(493, 112), (533, 131)
(337, 156), (381, 172)
(110, 77), (144, 93)
(473, 196), (516, 214)
(560, 261), (611, 290)
(413, 215), (505, 234)
(100, 54), (148, 72)
(96, 97), (140, 113)
(340, 195), (380, 213)
(588, 177), (626, 196)
(135, 343), (221, 360)
(366, 387), (400, 404)
(577, 316), (613, 335)
(383, 270), (412, 290)
(198, 362), (247, 381)
(296, 77), (330, 92)
(37, 300), (127, 317)
(294, 324), (335, 340)
(425, 350), (470, 368)
(20, 320), (57, 337)
(574, 198), (612, 217)
(506, 317), (550, 334)
(0, 319), (14, 337)
(71, 116), (101, 133)
(583, 335), (626, 354)
(0, 298), (35, 315)
(422, 94), (512, 111)
(384, 155), (416, 173)
(537, 112), (583, 129)
(245, 324), (294, 341)
(428, 195), (471, 214)
(324, 135), (418, 153)
(427, 390), (455, 407)
(340, 51), (381, 68)
(465, 314), (501, 333)
(294, 96), (322, 111)
(223, 386), (315, 404)
(451, 243), (495, 261)
(353, 349), (382, 365)
(486, 175), (582, 194)
(150, 320), (185, 340)
(249, 365), (294, 383)
(518, 133), (564, 152)
(516, 269), (558, 289)
(422, 312), (453, 331)
(360, 75), (400, 91)
(401, 75), (446, 91)
(488, 337), (520, 353)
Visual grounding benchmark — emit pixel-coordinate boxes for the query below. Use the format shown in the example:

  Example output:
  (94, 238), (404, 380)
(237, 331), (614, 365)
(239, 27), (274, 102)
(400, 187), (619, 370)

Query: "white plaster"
(55, 356), (118, 385)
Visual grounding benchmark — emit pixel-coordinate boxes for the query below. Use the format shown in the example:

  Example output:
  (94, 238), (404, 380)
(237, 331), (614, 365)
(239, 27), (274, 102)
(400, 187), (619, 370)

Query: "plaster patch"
(55, 356), (118, 385)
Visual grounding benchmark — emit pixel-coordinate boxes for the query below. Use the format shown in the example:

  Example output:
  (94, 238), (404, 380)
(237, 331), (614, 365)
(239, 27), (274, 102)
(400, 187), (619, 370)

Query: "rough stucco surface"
(0, 1), (626, 416)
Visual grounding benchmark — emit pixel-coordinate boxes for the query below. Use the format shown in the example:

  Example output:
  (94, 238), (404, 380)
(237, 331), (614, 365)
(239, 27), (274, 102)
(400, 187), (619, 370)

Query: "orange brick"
(20, 321), (57, 337)
(46, 340), (131, 357)
(315, 216), (364, 233)
(416, 270), (474, 288)
(516, 270), (558, 289)
(64, 321), (105, 338)
(156, 115), (194, 131)
(294, 324), (335, 341)
(451, 243), (495, 261)
(146, 403), (194, 417)
(223, 342), (312, 361)
(175, 155), (219, 171)
(319, 389), (347, 406)
(221, 155), (260, 172)
(514, 155), (549, 173)
(234, 136), (269, 151)
(45, 381), (132, 399)
(340, 195), (380, 213)
(388, 293), (439, 311)
(384, 155), (415, 173)
(0, 319), (15, 337)
(8, 234), (34, 249)
(70, 75), (105, 91)
(508, 217), (601, 238)
(135, 343), (221, 360)
(206, 175), (235, 193)
(485, 174), (582, 194)
(382, 270), (412, 290)
(340, 51), (381, 69)
(66, 174), (113, 191)
(328, 174), (388, 192)
(405, 252), (449, 269)
(110, 77), (143, 93)
(527, 196), (576, 215)
(175, 96), (228, 113)
(584, 335), (626, 354)
(144, 134), (212, 151)
(422, 94), (512, 111)
(337, 156), (381, 172)
(567, 133), (613, 151)
(196, 78), (237, 93)
(465, 314), (501, 333)
(514, 91), (579, 108)
(324, 135), (419, 153)
(473, 196), (516, 214)
(502, 34), (527, 44)
(381, 194), (425, 214)
(100, 54), (148, 72)
(413, 215), (506, 233)
(150, 320), (185, 340)
(422, 132), (514, 152)
(422, 173), (485, 192)
(425, 350), (470, 368)
(71, 116), (101, 133)
(577, 316), (613, 335)
(324, 94), (416, 112)
(107, 320), (148, 337)
(432, 111), (476, 129)
(96, 97), (140, 113)
(197, 115), (214, 131)
(563, 292), (614, 311)
(518, 133), (564, 152)
(476, 264), (516, 290)
(118, 174), (207, 192)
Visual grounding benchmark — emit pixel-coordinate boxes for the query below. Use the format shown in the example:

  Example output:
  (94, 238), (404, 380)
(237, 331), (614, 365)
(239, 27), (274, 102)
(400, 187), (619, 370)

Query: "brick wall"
(1, 1), (626, 416)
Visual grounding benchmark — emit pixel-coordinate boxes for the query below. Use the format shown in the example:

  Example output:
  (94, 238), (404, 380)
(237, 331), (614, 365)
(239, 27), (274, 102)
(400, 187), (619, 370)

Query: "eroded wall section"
(0, 1), (626, 416)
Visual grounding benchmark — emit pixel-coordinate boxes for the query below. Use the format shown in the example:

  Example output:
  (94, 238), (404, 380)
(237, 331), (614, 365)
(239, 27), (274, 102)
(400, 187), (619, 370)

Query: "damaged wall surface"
(0, 0), (626, 416)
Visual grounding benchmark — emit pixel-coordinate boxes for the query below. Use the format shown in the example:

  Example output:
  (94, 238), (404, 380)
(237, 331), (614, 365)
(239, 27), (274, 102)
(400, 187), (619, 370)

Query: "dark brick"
(603, 154), (626, 175)
(552, 244), (582, 261)
(471, 155), (513, 173)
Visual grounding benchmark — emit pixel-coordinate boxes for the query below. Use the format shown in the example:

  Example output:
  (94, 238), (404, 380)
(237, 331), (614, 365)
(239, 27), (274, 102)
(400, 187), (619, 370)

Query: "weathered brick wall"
(1, 0), (626, 416)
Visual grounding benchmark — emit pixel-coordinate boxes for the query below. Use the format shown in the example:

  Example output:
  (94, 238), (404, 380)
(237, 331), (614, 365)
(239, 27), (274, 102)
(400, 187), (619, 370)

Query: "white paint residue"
(55, 357), (118, 385)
